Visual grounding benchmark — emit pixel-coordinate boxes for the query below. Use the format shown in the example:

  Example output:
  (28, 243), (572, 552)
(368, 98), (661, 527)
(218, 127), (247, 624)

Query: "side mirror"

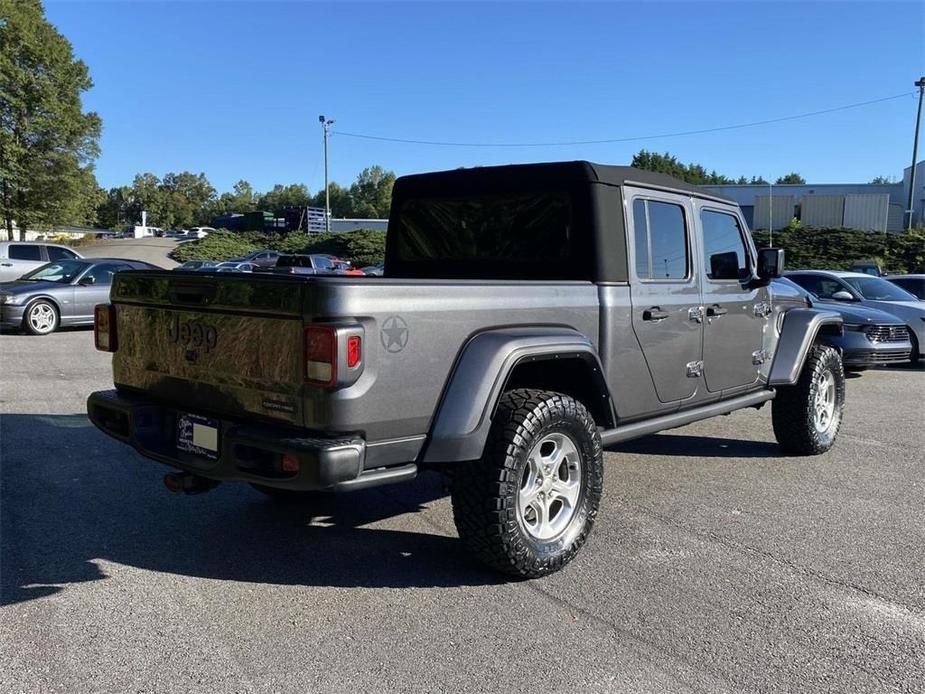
(78, 275), (96, 286)
(831, 290), (854, 301)
(756, 248), (784, 281)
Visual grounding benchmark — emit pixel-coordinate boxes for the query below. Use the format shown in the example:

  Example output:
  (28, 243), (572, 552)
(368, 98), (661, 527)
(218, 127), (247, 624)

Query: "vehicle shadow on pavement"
(607, 433), (782, 459)
(1, 414), (503, 607)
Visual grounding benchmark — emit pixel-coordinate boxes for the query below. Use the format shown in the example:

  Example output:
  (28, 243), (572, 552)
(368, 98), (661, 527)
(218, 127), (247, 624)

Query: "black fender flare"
(768, 308), (843, 385)
(421, 327), (612, 463)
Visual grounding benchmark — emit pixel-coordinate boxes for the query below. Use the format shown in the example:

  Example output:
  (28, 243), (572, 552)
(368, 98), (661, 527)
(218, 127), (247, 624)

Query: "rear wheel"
(772, 344), (845, 455)
(451, 389), (603, 578)
(23, 300), (59, 335)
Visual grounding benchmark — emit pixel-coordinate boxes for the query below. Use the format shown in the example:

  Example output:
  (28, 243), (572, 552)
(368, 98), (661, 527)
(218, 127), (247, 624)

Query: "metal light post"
(319, 115), (334, 234)
(906, 77), (925, 231)
(768, 181), (773, 246)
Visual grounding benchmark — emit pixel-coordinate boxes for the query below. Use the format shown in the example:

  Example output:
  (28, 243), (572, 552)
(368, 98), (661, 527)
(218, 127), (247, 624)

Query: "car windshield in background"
(395, 191), (573, 267)
(843, 277), (916, 301)
(19, 260), (88, 283)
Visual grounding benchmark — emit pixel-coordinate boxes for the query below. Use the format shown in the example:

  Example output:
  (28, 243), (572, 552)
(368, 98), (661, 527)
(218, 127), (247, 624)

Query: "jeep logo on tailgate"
(168, 315), (217, 352)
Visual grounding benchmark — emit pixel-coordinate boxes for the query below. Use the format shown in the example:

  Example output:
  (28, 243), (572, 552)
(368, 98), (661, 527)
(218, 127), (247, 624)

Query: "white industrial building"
(702, 160), (924, 232)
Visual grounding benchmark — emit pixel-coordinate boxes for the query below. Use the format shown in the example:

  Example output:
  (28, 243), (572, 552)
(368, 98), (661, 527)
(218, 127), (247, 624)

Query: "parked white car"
(0, 242), (83, 282)
(184, 227), (215, 239)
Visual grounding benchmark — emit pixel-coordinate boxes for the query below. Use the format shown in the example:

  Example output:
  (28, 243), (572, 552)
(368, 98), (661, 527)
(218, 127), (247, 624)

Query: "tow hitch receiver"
(163, 471), (219, 495)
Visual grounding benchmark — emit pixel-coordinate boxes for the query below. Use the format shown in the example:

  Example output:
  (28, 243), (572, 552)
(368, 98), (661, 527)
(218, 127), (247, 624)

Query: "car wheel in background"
(23, 300), (59, 336)
(451, 388), (603, 578)
(772, 344), (845, 455)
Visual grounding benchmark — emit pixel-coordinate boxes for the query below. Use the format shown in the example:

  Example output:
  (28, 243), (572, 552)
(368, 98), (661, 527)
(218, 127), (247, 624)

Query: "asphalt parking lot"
(1, 329), (923, 694)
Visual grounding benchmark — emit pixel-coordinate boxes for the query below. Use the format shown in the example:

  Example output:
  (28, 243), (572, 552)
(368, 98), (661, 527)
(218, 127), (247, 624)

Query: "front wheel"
(23, 300), (59, 335)
(451, 389), (603, 578)
(772, 344), (845, 455)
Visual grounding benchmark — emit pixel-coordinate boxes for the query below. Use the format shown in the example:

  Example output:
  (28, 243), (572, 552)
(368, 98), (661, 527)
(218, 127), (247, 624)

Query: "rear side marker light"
(281, 454), (300, 473)
(304, 325), (336, 386)
(94, 304), (117, 352)
(346, 335), (362, 368)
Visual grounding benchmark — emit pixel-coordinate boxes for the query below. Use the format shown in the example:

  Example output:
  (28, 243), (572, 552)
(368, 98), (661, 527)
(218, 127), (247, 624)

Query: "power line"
(334, 92), (913, 148)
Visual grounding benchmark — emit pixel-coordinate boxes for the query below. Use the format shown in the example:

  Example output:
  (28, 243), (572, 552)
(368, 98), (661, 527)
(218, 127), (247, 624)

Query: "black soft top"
(392, 161), (733, 203)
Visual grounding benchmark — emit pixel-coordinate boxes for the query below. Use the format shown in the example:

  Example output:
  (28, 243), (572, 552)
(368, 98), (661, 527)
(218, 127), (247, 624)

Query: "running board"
(600, 390), (775, 446)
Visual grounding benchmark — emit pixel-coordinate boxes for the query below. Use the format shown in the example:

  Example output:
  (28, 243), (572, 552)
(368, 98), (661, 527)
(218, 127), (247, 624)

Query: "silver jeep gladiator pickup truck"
(88, 161), (845, 578)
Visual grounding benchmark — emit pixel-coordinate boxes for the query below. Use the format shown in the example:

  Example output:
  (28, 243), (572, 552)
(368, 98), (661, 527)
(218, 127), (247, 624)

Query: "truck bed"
(108, 270), (602, 462)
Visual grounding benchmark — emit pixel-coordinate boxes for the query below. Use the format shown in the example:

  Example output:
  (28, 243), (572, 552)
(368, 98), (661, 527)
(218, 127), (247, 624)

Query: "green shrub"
(170, 229), (260, 262)
(751, 227), (925, 274)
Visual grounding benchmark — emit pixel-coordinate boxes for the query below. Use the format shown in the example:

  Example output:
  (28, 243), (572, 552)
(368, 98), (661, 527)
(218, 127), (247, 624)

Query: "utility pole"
(319, 115), (334, 234)
(906, 77), (925, 231)
(768, 181), (773, 246)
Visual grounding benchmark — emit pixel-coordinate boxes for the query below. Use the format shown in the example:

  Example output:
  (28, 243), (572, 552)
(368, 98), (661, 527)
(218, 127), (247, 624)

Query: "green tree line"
(631, 151), (810, 185)
(96, 165), (396, 230)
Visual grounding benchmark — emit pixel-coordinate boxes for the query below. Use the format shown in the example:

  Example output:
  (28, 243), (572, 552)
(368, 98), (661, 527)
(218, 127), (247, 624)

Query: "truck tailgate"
(109, 271), (307, 426)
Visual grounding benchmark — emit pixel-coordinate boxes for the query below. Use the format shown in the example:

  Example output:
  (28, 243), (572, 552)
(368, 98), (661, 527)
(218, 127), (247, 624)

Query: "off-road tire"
(23, 299), (59, 336)
(249, 484), (327, 503)
(772, 344), (845, 455)
(451, 389), (603, 578)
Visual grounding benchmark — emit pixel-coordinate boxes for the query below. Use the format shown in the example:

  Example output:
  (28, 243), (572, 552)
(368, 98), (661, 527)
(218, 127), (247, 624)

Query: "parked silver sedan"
(0, 257), (157, 335)
(787, 270), (925, 363)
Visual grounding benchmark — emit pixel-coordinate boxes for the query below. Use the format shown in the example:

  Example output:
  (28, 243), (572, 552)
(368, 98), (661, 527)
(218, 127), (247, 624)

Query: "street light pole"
(906, 77), (925, 231)
(319, 115), (334, 234)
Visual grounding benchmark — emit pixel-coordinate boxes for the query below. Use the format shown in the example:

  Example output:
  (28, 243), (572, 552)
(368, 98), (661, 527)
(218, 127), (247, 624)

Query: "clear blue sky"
(46, 0), (925, 195)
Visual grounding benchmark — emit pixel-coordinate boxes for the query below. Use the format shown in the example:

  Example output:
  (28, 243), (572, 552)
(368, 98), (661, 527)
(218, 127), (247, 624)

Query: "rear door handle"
(643, 307), (669, 321)
(707, 305), (728, 317)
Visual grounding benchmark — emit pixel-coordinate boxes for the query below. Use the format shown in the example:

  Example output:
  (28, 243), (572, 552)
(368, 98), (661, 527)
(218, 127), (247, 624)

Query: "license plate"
(177, 413), (220, 460)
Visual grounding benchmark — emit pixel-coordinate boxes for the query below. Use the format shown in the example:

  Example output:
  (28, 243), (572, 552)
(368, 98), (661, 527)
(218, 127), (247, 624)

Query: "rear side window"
(47, 246), (78, 261)
(632, 199), (688, 280)
(9, 245), (42, 261)
(701, 210), (749, 280)
(393, 191), (576, 279)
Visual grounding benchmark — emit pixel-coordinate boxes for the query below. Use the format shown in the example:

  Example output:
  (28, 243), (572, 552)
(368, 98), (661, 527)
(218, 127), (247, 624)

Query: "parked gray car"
(885, 274), (925, 300)
(174, 260), (218, 271)
(0, 257), (157, 335)
(229, 250), (280, 268)
(273, 254), (338, 275)
(772, 278), (911, 368)
(787, 270), (925, 362)
(0, 241), (83, 282)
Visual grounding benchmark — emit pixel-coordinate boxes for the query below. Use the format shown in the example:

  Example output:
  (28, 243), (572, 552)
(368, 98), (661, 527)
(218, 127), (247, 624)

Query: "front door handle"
(0, 262), (12, 267)
(643, 307), (669, 321)
(707, 305), (728, 317)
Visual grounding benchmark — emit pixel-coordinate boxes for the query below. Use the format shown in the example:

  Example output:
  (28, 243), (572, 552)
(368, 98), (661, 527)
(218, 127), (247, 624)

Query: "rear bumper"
(87, 389), (395, 491)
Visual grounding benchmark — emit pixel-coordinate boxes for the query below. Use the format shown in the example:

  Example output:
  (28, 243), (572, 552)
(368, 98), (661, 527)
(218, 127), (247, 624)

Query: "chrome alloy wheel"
(517, 432), (582, 541)
(28, 303), (56, 334)
(813, 369), (836, 433)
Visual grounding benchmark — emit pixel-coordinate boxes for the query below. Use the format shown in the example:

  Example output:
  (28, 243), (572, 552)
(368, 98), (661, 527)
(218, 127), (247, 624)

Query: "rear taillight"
(94, 304), (117, 352)
(304, 325), (337, 386)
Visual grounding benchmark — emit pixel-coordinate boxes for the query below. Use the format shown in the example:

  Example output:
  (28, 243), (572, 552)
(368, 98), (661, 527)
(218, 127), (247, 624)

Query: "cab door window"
(47, 246), (78, 261)
(82, 263), (132, 286)
(701, 210), (749, 281)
